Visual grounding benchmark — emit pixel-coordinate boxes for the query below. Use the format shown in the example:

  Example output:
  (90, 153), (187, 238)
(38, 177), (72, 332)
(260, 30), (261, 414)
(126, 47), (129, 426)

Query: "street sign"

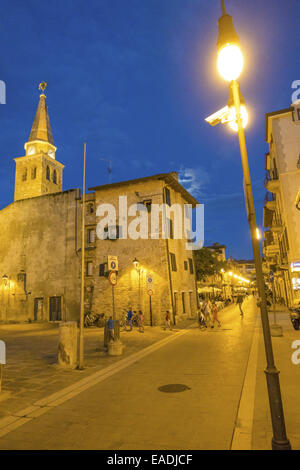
(108, 270), (117, 286)
(108, 255), (118, 271)
(148, 289), (153, 296)
(146, 273), (154, 285)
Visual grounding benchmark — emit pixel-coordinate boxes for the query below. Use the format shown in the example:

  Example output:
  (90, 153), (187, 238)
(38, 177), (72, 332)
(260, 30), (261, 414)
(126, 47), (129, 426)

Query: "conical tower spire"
(28, 82), (54, 145)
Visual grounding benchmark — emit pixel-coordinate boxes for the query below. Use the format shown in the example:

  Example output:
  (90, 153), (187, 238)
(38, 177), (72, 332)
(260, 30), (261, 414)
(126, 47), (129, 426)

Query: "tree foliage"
(194, 247), (228, 282)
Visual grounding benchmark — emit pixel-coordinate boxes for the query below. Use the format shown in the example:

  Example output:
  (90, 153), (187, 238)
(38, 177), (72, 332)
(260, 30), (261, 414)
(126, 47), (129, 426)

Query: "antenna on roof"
(100, 158), (112, 184)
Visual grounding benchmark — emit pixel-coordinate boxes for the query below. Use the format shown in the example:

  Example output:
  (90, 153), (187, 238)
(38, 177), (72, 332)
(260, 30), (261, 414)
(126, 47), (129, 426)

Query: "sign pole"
(0, 364), (3, 393)
(149, 295), (153, 326)
(112, 285), (116, 323)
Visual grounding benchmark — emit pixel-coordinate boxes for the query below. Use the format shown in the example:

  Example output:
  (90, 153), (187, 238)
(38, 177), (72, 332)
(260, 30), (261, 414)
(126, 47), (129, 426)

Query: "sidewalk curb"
(231, 315), (260, 450)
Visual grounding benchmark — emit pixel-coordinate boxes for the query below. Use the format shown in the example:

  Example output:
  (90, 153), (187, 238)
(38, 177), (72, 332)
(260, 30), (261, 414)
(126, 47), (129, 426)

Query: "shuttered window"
(170, 253), (177, 272)
(99, 263), (105, 276)
(165, 187), (171, 206)
(86, 262), (93, 276)
(87, 229), (96, 244)
(188, 258), (194, 274)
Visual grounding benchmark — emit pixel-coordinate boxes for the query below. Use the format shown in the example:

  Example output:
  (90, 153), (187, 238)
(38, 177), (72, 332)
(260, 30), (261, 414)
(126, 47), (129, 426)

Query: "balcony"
(264, 192), (276, 211)
(266, 243), (280, 255)
(264, 169), (280, 193)
(270, 222), (283, 235)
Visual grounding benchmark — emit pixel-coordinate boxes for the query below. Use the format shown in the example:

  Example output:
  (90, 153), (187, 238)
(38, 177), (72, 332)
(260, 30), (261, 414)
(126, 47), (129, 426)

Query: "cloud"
(178, 166), (210, 197)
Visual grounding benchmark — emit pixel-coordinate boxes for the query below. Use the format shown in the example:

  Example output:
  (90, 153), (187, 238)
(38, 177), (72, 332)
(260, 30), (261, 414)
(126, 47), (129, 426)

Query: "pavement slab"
(0, 299), (258, 450)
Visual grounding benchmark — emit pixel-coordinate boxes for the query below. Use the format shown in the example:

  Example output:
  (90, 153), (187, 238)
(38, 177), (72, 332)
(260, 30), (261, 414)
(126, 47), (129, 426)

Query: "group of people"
(106, 309), (144, 343)
(198, 293), (246, 329)
(125, 308), (144, 333)
(198, 299), (221, 329)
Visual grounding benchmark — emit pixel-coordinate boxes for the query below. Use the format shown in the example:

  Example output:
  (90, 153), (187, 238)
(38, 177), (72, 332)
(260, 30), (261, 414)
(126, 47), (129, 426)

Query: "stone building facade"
(263, 101), (300, 307)
(0, 87), (199, 324)
(86, 174), (199, 325)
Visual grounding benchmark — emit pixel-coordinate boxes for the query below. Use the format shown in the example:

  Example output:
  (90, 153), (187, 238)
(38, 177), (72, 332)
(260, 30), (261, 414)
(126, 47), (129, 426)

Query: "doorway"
(49, 296), (62, 321)
(34, 298), (44, 321)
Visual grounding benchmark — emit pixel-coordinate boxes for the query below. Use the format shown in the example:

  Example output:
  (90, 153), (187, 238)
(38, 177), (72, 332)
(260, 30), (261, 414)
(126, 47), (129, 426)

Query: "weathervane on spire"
(38, 81), (47, 94)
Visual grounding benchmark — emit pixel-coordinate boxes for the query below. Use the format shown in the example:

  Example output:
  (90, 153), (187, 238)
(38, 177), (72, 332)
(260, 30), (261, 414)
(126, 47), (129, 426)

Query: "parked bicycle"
(84, 312), (106, 328)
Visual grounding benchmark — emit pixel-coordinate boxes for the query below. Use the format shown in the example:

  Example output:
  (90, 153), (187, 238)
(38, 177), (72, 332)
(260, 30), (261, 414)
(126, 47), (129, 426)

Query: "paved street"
(0, 297), (298, 450)
(0, 298), (261, 450)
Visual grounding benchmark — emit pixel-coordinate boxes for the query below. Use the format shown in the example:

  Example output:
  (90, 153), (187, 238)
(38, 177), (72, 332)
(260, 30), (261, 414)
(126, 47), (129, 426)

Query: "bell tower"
(14, 82), (64, 202)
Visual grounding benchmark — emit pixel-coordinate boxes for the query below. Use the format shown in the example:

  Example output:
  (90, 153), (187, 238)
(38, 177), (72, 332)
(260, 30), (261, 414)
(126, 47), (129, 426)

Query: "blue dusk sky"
(0, 0), (299, 259)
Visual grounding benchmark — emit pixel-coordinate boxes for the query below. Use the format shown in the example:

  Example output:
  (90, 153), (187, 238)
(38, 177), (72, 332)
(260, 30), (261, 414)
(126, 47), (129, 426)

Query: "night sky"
(0, 0), (299, 259)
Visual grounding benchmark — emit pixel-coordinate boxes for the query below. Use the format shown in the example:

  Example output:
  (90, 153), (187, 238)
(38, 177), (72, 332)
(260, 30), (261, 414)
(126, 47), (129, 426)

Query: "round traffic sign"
(109, 270), (117, 286)
(148, 289), (153, 296)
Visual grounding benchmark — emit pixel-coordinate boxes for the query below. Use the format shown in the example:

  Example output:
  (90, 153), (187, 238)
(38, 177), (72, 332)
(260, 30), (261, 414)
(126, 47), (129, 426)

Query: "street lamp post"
(2, 275), (9, 322)
(213, 0), (291, 450)
(78, 143), (87, 370)
(133, 258), (142, 309)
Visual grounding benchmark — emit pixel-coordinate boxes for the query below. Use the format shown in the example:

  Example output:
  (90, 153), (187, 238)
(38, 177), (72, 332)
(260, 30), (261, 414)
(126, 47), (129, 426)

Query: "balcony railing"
(264, 191), (276, 205)
(264, 169), (279, 192)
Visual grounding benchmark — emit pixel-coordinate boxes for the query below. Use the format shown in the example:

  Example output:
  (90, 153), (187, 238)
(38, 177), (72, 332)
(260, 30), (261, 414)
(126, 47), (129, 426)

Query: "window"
(170, 253), (177, 272)
(165, 187), (171, 206)
(87, 228), (96, 244)
(184, 260), (188, 271)
(86, 261), (93, 276)
(188, 258), (194, 274)
(31, 167), (36, 179)
(182, 292), (186, 313)
(22, 168), (27, 181)
(99, 263), (106, 276)
(46, 166), (50, 181)
(53, 170), (57, 184)
(104, 225), (122, 240)
(166, 218), (173, 239)
(143, 199), (152, 213)
(87, 203), (94, 214)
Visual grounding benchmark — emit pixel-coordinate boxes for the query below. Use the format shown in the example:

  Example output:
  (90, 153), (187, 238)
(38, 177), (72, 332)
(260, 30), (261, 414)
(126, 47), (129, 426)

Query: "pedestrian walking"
(211, 302), (221, 328)
(237, 294), (244, 316)
(203, 299), (212, 327)
(138, 310), (144, 332)
(164, 310), (172, 330)
(107, 315), (114, 342)
(127, 308), (133, 331)
(198, 309), (207, 329)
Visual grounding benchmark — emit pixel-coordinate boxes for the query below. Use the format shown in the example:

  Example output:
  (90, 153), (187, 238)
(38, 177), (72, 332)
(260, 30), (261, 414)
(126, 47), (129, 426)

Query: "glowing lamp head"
(133, 257), (139, 270)
(217, 5), (243, 82)
(217, 44), (244, 82)
(228, 104), (248, 132)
